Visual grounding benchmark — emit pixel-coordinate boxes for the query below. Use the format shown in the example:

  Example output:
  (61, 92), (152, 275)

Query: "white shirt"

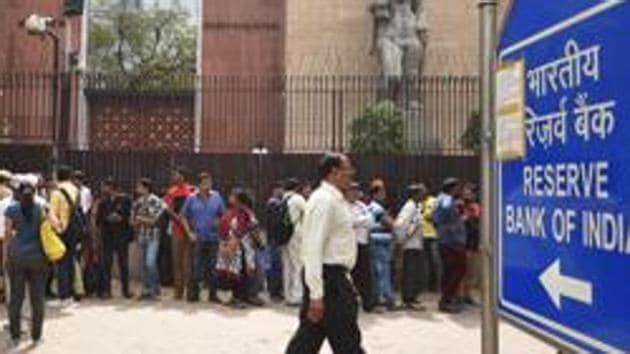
(285, 191), (307, 238)
(302, 181), (357, 299)
(394, 199), (423, 250)
(351, 200), (372, 245)
(0, 195), (12, 240)
(80, 185), (93, 215)
(368, 200), (393, 240)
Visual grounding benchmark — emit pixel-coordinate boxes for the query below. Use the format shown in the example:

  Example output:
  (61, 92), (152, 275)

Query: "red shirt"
(463, 202), (482, 220)
(164, 183), (194, 239)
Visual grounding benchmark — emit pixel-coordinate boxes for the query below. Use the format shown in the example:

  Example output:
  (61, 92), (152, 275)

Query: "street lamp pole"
(252, 143), (269, 212)
(49, 31), (61, 180)
(23, 14), (63, 180)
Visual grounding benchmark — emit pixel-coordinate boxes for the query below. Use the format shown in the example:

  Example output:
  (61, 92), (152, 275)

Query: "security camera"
(24, 14), (55, 35)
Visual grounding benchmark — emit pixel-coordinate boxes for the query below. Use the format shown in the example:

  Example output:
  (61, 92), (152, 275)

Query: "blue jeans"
(57, 231), (77, 300)
(188, 240), (219, 301)
(140, 236), (160, 296)
(370, 238), (394, 305)
(266, 243), (283, 298)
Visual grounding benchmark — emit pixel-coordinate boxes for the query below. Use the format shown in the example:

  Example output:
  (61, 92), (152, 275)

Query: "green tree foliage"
(88, 4), (196, 90)
(350, 100), (405, 154)
(461, 110), (481, 152)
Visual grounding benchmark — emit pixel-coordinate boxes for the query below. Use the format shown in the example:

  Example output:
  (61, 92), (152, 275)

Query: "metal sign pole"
(478, 0), (499, 353)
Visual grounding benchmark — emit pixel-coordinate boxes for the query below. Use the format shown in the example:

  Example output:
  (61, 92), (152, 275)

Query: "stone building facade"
(286, 0), (509, 76)
(0, 0), (508, 152)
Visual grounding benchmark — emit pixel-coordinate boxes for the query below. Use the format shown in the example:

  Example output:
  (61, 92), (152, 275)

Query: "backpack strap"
(58, 187), (80, 230)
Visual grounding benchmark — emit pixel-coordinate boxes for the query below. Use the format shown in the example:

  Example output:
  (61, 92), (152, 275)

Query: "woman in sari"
(215, 189), (264, 308)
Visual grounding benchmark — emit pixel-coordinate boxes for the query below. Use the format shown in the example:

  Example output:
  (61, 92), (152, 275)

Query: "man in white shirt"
(394, 183), (426, 311)
(348, 183), (377, 312)
(286, 153), (365, 354)
(282, 178), (307, 306)
(72, 171), (93, 216)
(0, 170), (13, 305)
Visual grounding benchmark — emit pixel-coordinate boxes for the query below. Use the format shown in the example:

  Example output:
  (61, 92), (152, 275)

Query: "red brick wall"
(199, 0), (286, 152)
(89, 94), (194, 152)
(0, 0), (85, 147)
(0, 0), (65, 71)
(2, 0), (287, 153)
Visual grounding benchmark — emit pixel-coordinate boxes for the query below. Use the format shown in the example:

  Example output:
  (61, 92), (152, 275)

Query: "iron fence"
(0, 72), (480, 213)
(0, 145), (479, 217)
(1, 72), (479, 154)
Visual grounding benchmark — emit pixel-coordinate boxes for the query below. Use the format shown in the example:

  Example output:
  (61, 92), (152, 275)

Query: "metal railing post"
(478, 0), (499, 353)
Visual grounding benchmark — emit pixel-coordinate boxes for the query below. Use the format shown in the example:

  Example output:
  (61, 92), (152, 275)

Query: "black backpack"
(267, 196), (294, 246)
(59, 188), (88, 243)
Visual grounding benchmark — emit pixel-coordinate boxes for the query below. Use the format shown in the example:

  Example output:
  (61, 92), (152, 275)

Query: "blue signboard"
(497, 1), (630, 352)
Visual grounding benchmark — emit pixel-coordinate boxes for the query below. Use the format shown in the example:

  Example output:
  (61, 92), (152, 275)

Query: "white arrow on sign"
(539, 259), (593, 310)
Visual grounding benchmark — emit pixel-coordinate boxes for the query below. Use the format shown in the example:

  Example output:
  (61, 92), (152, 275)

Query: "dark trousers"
(286, 266), (365, 354)
(8, 256), (48, 341)
(57, 232), (77, 300)
(424, 238), (442, 292)
(439, 244), (467, 305)
(402, 249), (426, 304)
(102, 239), (130, 295)
(218, 274), (252, 301)
(158, 230), (174, 286)
(266, 242), (283, 298)
(351, 244), (375, 311)
(187, 240), (218, 301)
(83, 262), (105, 297)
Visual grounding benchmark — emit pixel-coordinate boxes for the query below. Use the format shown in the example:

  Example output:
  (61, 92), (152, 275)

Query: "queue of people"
(0, 159), (481, 352)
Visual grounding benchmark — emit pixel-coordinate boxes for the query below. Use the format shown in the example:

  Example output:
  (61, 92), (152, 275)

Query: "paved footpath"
(1, 293), (555, 354)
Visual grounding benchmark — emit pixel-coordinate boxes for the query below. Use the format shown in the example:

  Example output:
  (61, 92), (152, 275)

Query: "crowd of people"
(0, 159), (481, 351)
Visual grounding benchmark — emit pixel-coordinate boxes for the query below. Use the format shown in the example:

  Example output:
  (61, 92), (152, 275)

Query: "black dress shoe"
(463, 296), (479, 306)
(229, 299), (247, 309)
(208, 292), (221, 303)
(246, 296), (266, 307)
(364, 306), (384, 314)
(439, 302), (463, 314)
(404, 303), (427, 312)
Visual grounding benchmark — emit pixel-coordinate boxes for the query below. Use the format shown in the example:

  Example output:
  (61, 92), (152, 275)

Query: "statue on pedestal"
(370, 0), (428, 107)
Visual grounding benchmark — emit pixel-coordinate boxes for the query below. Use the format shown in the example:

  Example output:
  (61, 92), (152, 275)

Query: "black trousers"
(401, 249), (426, 304)
(57, 231), (77, 300)
(351, 244), (376, 311)
(102, 239), (130, 295)
(440, 244), (467, 305)
(286, 266), (365, 354)
(158, 229), (174, 286)
(8, 255), (48, 341)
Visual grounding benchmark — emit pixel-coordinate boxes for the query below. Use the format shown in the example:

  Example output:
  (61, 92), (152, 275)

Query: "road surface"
(0, 291), (555, 354)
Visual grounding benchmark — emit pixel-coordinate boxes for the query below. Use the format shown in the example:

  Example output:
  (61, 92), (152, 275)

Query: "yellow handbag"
(40, 219), (66, 262)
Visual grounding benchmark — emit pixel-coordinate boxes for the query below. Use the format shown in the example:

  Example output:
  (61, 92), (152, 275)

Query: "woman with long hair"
(4, 183), (48, 351)
(215, 188), (264, 308)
